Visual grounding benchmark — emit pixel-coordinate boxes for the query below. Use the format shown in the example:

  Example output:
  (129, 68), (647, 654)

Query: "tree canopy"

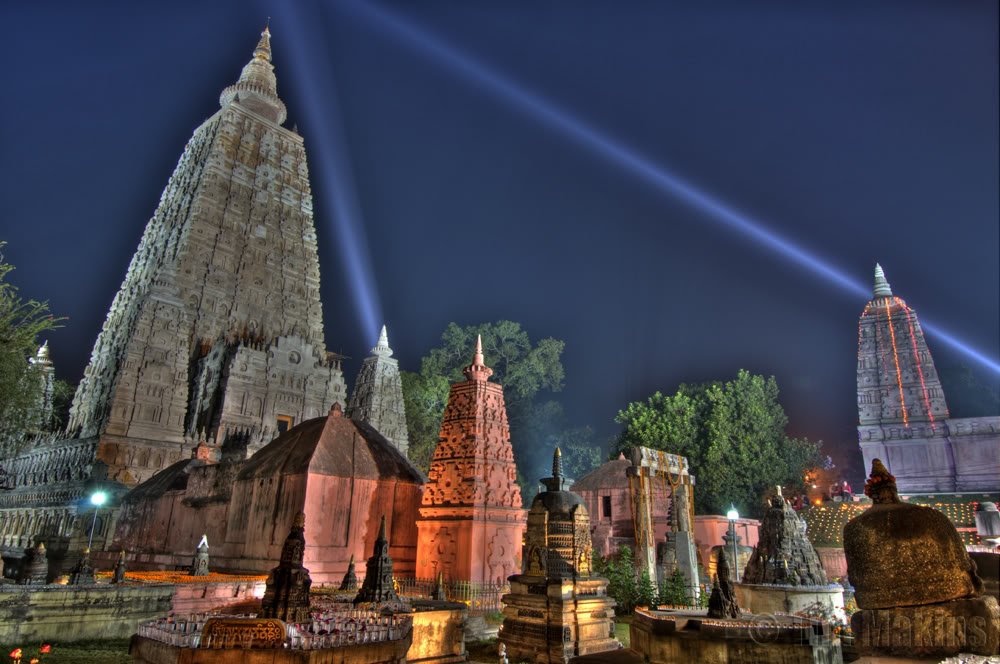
(400, 321), (601, 494)
(0, 243), (64, 456)
(612, 370), (823, 517)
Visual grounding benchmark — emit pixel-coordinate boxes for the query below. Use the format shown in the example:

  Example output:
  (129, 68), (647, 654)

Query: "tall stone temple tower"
(62, 26), (347, 483)
(416, 336), (527, 584)
(347, 325), (409, 456)
(857, 264), (999, 493)
(0, 27), (349, 562)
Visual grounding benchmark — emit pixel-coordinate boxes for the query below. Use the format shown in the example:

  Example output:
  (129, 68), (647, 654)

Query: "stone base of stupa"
(500, 576), (620, 664)
(851, 595), (1000, 658)
(735, 582), (846, 624)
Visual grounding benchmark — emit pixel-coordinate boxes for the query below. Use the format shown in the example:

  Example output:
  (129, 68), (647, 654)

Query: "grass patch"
(1, 640), (131, 664)
(614, 615), (632, 648)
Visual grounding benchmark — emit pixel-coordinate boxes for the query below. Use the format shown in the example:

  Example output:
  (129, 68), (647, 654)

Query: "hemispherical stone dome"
(845, 459), (984, 610)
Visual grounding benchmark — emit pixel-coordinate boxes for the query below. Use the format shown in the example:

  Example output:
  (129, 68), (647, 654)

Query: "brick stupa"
(416, 336), (527, 584)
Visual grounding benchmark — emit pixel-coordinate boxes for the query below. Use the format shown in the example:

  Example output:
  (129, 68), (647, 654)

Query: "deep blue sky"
(1, 1), (997, 479)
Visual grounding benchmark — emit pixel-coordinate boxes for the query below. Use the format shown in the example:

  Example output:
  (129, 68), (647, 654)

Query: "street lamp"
(726, 505), (740, 582)
(87, 490), (107, 549)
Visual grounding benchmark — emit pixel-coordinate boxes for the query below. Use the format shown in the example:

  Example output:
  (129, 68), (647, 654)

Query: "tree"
(0, 243), (63, 456)
(658, 568), (690, 607)
(401, 321), (568, 492)
(599, 545), (640, 615)
(637, 568), (658, 609)
(937, 364), (1000, 418)
(613, 370), (823, 517)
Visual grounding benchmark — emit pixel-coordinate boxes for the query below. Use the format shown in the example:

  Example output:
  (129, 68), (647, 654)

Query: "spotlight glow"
(345, 0), (1000, 376)
(276, 2), (383, 343)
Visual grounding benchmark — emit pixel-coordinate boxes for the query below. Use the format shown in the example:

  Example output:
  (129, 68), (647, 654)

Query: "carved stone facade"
(0, 27), (348, 555)
(347, 325), (409, 456)
(857, 265), (1000, 493)
(416, 337), (527, 584)
(500, 449), (620, 663)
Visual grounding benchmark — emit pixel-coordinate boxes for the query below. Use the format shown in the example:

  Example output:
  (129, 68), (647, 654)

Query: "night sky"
(2, 1), (997, 480)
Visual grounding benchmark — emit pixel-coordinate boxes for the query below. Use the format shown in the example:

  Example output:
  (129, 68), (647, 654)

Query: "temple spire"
(541, 446), (568, 492)
(219, 25), (287, 125)
(253, 24), (272, 63)
(463, 334), (494, 382)
(873, 263), (893, 298)
(372, 324), (393, 357)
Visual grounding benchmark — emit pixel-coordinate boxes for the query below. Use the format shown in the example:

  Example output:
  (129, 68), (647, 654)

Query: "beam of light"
(343, 0), (1000, 376)
(274, 2), (383, 344)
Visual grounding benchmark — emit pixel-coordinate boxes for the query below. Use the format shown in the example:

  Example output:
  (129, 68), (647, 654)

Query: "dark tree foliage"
(401, 321), (600, 495)
(937, 364), (1000, 418)
(613, 370), (823, 518)
(0, 243), (64, 456)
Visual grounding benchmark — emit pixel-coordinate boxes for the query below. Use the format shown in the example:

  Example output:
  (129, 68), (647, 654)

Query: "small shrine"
(845, 459), (1000, 658)
(706, 551), (739, 620)
(189, 535), (209, 576)
(112, 550), (127, 584)
(19, 542), (47, 585)
(354, 516), (400, 606)
(499, 448), (620, 663)
(69, 547), (96, 585)
(339, 555), (358, 592)
(260, 512), (312, 623)
(736, 486), (845, 622)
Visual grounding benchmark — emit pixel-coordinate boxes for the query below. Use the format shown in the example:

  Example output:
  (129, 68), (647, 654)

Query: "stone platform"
(131, 610), (413, 663)
(851, 595), (1000, 658)
(735, 582), (847, 624)
(0, 583), (174, 643)
(628, 607), (842, 664)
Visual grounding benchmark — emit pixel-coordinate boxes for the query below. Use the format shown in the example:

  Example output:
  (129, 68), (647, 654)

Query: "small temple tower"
(354, 516), (399, 605)
(260, 512), (312, 623)
(347, 325), (409, 456)
(500, 449), (620, 663)
(28, 341), (56, 431)
(416, 336), (527, 584)
(857, 264), (999, 493)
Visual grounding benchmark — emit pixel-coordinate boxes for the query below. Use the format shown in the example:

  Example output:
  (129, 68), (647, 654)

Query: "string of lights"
(903, 304), (936, 431)
(884, 299), (908, 426)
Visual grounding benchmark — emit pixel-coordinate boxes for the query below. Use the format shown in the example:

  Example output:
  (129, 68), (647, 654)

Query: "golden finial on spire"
(254, 22), (272, 62)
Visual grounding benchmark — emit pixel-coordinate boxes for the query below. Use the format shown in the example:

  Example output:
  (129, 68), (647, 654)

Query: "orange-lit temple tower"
(416, 336), (527, 584)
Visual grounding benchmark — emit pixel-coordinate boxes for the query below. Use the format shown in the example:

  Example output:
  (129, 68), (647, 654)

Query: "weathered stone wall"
(0, 585), (174, 643)
(347, 327), (409, 456)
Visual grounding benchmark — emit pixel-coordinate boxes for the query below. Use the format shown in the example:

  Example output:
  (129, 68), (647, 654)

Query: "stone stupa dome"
(844, 459), (984, 610)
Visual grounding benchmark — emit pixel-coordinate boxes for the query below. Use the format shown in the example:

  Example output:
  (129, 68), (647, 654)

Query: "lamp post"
(726, 505), (740, 582)
(87, 490), (107, 550)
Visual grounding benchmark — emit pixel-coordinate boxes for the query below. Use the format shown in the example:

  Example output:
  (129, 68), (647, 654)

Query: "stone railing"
(396, 577), (507, 614)
(136, 610), (412, 650)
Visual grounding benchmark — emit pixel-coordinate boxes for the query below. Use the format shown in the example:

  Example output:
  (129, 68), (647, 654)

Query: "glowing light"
(884, 299), (908, 425)
(727, 507), (739, 521)
(90, 491), (107, 507)
(276, 3), (383, 342)
(873, 311), (892, 389)
(903, 304), (936, 431)
(342, 0), (1000, 376)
